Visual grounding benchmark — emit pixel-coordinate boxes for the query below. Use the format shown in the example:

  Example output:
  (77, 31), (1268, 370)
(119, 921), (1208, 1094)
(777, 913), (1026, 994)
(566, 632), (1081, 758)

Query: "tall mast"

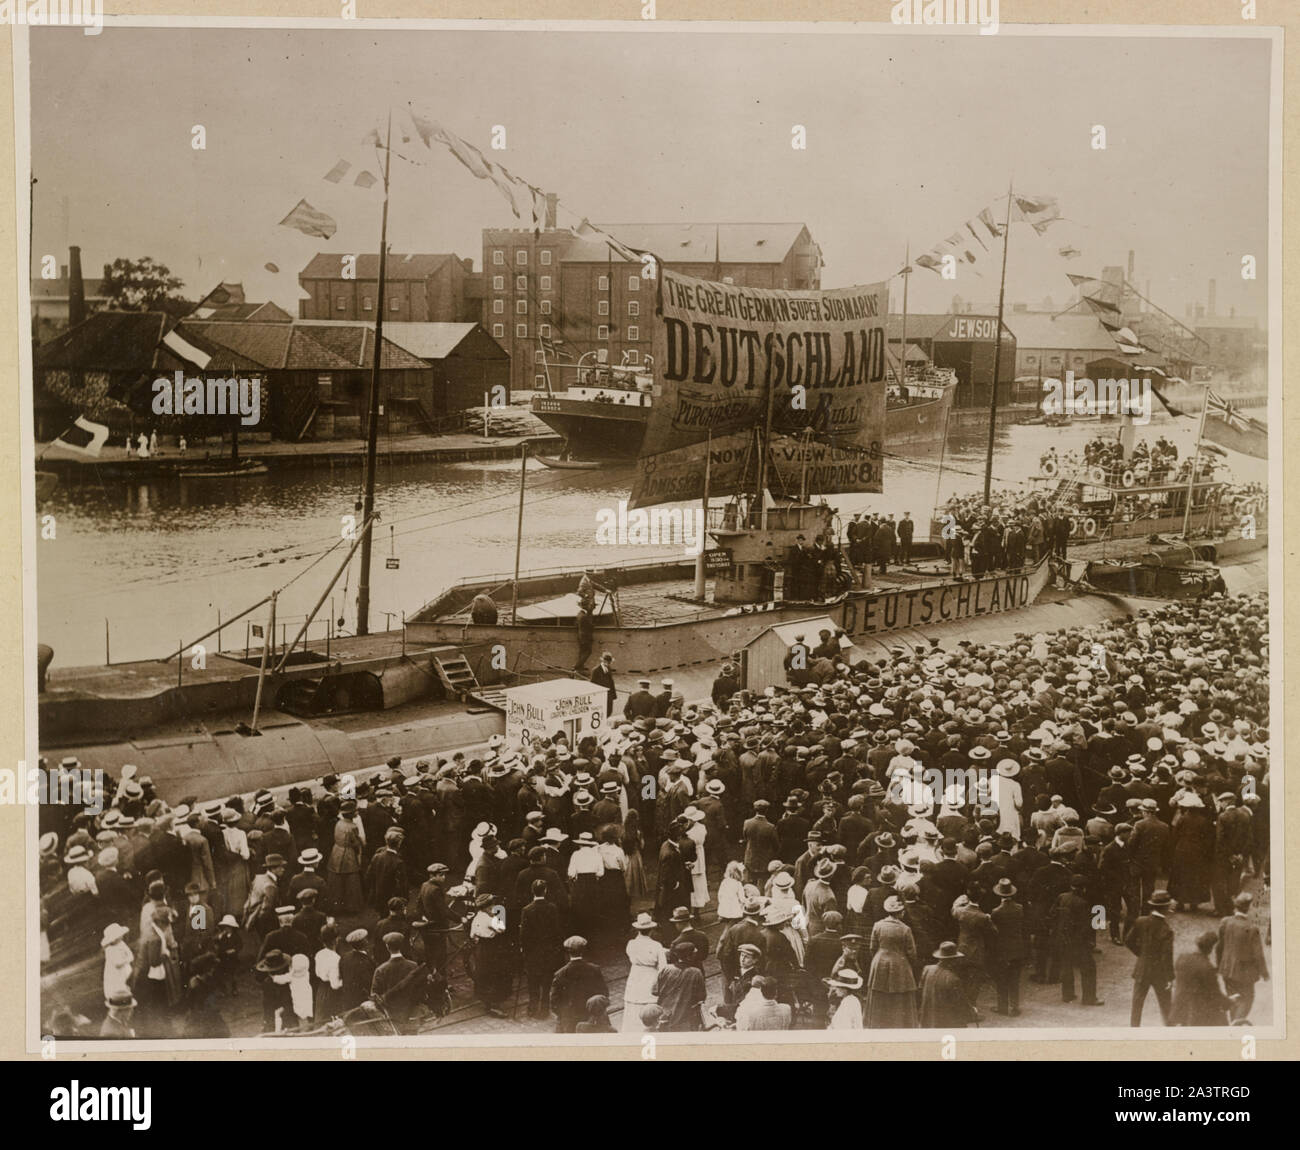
(982, 181), (1014, 504)
(355, 109), (393, 637)
(899, 240), (909, 393)
(1181, 383), (1211, 538)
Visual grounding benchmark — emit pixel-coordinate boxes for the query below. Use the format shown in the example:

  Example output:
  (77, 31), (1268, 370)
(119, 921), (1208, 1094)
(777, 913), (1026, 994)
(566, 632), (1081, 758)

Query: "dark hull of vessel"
(530, 386), (955, 459)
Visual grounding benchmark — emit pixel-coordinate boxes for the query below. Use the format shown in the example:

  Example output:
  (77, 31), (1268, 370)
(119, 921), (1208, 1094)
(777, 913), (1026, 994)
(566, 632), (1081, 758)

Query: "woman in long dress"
(101, 923), (134, 1002)
(218, 808), (250, 919)
(596, 826), (630, 944)
(1168, 796), (1215, 911)
(865, 898), (918, 1029)
(683, 808), (709, 914)
(326, 804), (364, 915)
(621, 809), (647, 901)
(621, 914), (667, 1033)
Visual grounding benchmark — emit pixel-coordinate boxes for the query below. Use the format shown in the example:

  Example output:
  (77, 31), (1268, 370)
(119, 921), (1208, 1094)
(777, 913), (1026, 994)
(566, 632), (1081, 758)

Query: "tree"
(100, 257), (188, 311)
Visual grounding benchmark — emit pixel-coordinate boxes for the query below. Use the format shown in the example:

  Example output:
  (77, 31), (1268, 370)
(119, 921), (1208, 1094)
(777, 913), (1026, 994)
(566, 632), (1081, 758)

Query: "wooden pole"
(511, 442), (529, 623)
(356, 108), (393, 637)
(694, 430), (712, 598)
(251, 591), (276, 733)
(983, 181), (1015, 505)
(1182, 383), (1211, 538)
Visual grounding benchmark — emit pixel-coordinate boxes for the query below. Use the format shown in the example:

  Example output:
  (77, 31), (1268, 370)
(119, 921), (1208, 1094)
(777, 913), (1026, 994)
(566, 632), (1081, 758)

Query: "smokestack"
(545, 193), (557, 230)
(68, 245), (85, 329)
(1127, 249), (1134, 280)
(1207, 278), (1217, 318)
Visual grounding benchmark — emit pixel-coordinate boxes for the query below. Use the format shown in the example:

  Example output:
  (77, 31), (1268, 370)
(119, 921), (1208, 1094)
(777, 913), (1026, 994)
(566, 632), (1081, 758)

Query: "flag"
(1058, 245), (1081, 259)
(162, 329), (212, 369)
(278, 198), (338, 239)
(323, 158), (352, 183)
(977, 207), (1004, 240)
(914, 253), (942, 274)
(965, 220), (989, 252)
(1203, 390), (1268, 459)
(1068, 273), (1102, 289)
(264, 262), (280, 274)
(51, 415), (110, 458)
(251, 623), (264, 639)
(1011, 193), (1061, 233)
(1149, 384), (1187, 418)
(353, 170), (378, 189)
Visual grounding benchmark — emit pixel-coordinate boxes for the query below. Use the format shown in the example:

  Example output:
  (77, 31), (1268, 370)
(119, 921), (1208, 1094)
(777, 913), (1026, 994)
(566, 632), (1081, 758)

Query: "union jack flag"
(1206, 390), (1262, 433)
(1203, 389), (1268, 459)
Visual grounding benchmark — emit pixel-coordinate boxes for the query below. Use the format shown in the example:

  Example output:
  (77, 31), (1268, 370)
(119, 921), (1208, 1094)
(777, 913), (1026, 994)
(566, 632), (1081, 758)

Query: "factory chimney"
(68, 245), (86, 330)
(545, 193), (558, 231)
(1208, 278), (1217, 319)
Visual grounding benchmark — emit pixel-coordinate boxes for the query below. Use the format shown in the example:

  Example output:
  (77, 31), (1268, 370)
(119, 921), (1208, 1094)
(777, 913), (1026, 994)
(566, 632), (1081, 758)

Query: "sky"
(28, 23), (1273, 322)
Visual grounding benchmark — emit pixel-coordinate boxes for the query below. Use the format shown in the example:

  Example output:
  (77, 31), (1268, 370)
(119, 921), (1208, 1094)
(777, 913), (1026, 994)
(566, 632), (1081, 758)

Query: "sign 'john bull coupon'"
(631, 270), (888, 508)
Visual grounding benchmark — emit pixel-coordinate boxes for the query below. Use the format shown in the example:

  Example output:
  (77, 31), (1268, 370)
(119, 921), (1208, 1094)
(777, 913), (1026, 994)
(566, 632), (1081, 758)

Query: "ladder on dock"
(431, 651), (509, 712)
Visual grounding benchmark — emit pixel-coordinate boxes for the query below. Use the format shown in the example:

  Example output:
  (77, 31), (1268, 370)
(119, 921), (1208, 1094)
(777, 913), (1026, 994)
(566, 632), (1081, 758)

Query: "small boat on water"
(534, 455), (608, 471)
(176, 458), (270, 478)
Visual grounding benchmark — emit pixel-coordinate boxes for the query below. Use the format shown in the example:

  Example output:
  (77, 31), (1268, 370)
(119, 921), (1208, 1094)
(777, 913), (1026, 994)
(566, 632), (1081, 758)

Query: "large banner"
(630, 270), (888, 507)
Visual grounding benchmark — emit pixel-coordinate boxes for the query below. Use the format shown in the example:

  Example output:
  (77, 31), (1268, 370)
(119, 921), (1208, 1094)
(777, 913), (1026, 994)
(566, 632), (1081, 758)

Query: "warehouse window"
(362, 296), (372, 311)
(628, 276), (639, 291)
(628, 301), (639, 316)
(540, 275), (552, 291)
(391, 298), (399, 311)
(627, 350), (640, 364)
(628, 326), (639, 341)
(493, 299), (504, 314)
(492, 275), (504, 290)
(598, 275), (609, 290)
(336, 298), (346, 311)
(493, 250), (504, 265)
(598, 325), (609, 340)
(535, 350), (545, 364)
(516, 275), (527, 291)
(516, 299), (527, 314)
(540, 299), (551, 314)
(540, 323), (551, 338)
(598, 300), (609, 315)
(516, 323), (527, 338)
(493, 323), (504, 338)
(516, 250), (527, 266)
(540, 250), (552, 265)
(535, 373), (547, 387)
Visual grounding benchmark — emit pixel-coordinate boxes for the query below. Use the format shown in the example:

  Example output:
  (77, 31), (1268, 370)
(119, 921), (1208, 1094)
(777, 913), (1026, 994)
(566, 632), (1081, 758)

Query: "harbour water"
(36, 409), (1267, 668)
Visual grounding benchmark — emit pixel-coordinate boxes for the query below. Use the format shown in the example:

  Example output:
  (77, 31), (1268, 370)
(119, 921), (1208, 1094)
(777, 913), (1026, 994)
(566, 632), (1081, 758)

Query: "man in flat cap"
(370, 931), (424, 1029)
(550, 936), (607, 1033)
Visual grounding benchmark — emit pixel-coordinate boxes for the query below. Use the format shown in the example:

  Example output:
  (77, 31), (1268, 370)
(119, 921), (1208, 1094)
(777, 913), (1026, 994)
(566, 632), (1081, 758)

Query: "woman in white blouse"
(621, 913), (667, 1032)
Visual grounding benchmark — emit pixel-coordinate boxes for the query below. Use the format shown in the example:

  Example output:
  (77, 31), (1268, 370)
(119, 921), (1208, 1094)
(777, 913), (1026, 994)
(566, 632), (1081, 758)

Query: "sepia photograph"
(20, 17), (1280, 1050)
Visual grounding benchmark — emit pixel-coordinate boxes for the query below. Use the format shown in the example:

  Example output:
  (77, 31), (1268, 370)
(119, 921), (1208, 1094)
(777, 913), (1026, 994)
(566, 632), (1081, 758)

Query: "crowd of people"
(40, 590), (1270, 1038)
(1039, 437), (1181, 486)
(936, 491), (1068, 578)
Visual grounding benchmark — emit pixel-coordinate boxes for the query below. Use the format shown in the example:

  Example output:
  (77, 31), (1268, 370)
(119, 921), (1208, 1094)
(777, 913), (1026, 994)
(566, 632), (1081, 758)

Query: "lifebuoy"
(1069, 517), (1079, 536)
(1121, 469), (1136, 488)
(1083, 517), (1098, 537)
(1088, 466), (1106, 485)
(1041, 458), (1059, 478)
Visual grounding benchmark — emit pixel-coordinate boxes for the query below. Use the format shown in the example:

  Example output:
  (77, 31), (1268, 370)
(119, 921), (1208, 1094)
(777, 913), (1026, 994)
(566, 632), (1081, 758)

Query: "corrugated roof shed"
(369, 322), (480, 360)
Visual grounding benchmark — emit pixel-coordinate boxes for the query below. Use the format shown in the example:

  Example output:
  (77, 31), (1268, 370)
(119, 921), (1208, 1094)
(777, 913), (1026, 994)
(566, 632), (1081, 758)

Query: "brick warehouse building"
(481, 218), (823, 395)
(298, 252), (478, 324)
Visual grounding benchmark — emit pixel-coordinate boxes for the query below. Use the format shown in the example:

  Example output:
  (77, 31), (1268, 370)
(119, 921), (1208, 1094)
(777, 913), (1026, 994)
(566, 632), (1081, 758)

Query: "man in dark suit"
(743, 801), (781, 884)
(989, 879), (1027, 1016)
(668, 906), (709, 971)
(896, 511), (915, 565)
(1052, 874), (1104, 1006)
(1212, 794), (1253, 916)
(1125, 890), (1175, 1027)
(338, 930), (375, 1011)
(364, 828), (409, 913)
(652, 678), (675, 718)
(623, 678), (657, 720)
(655, 837), (692, 924)
(290, 888), (327, 952)
(589, 652), (617, 716)
(370, 932), (423, 1027)
(716, 899), (767, 991)
(1128, 799), (1172, 908)
(1099, 822), (1138, 944)
(550, 936), (608, 1033)
(258, 905), (310, 963)
(519, 880), (564, 1019)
